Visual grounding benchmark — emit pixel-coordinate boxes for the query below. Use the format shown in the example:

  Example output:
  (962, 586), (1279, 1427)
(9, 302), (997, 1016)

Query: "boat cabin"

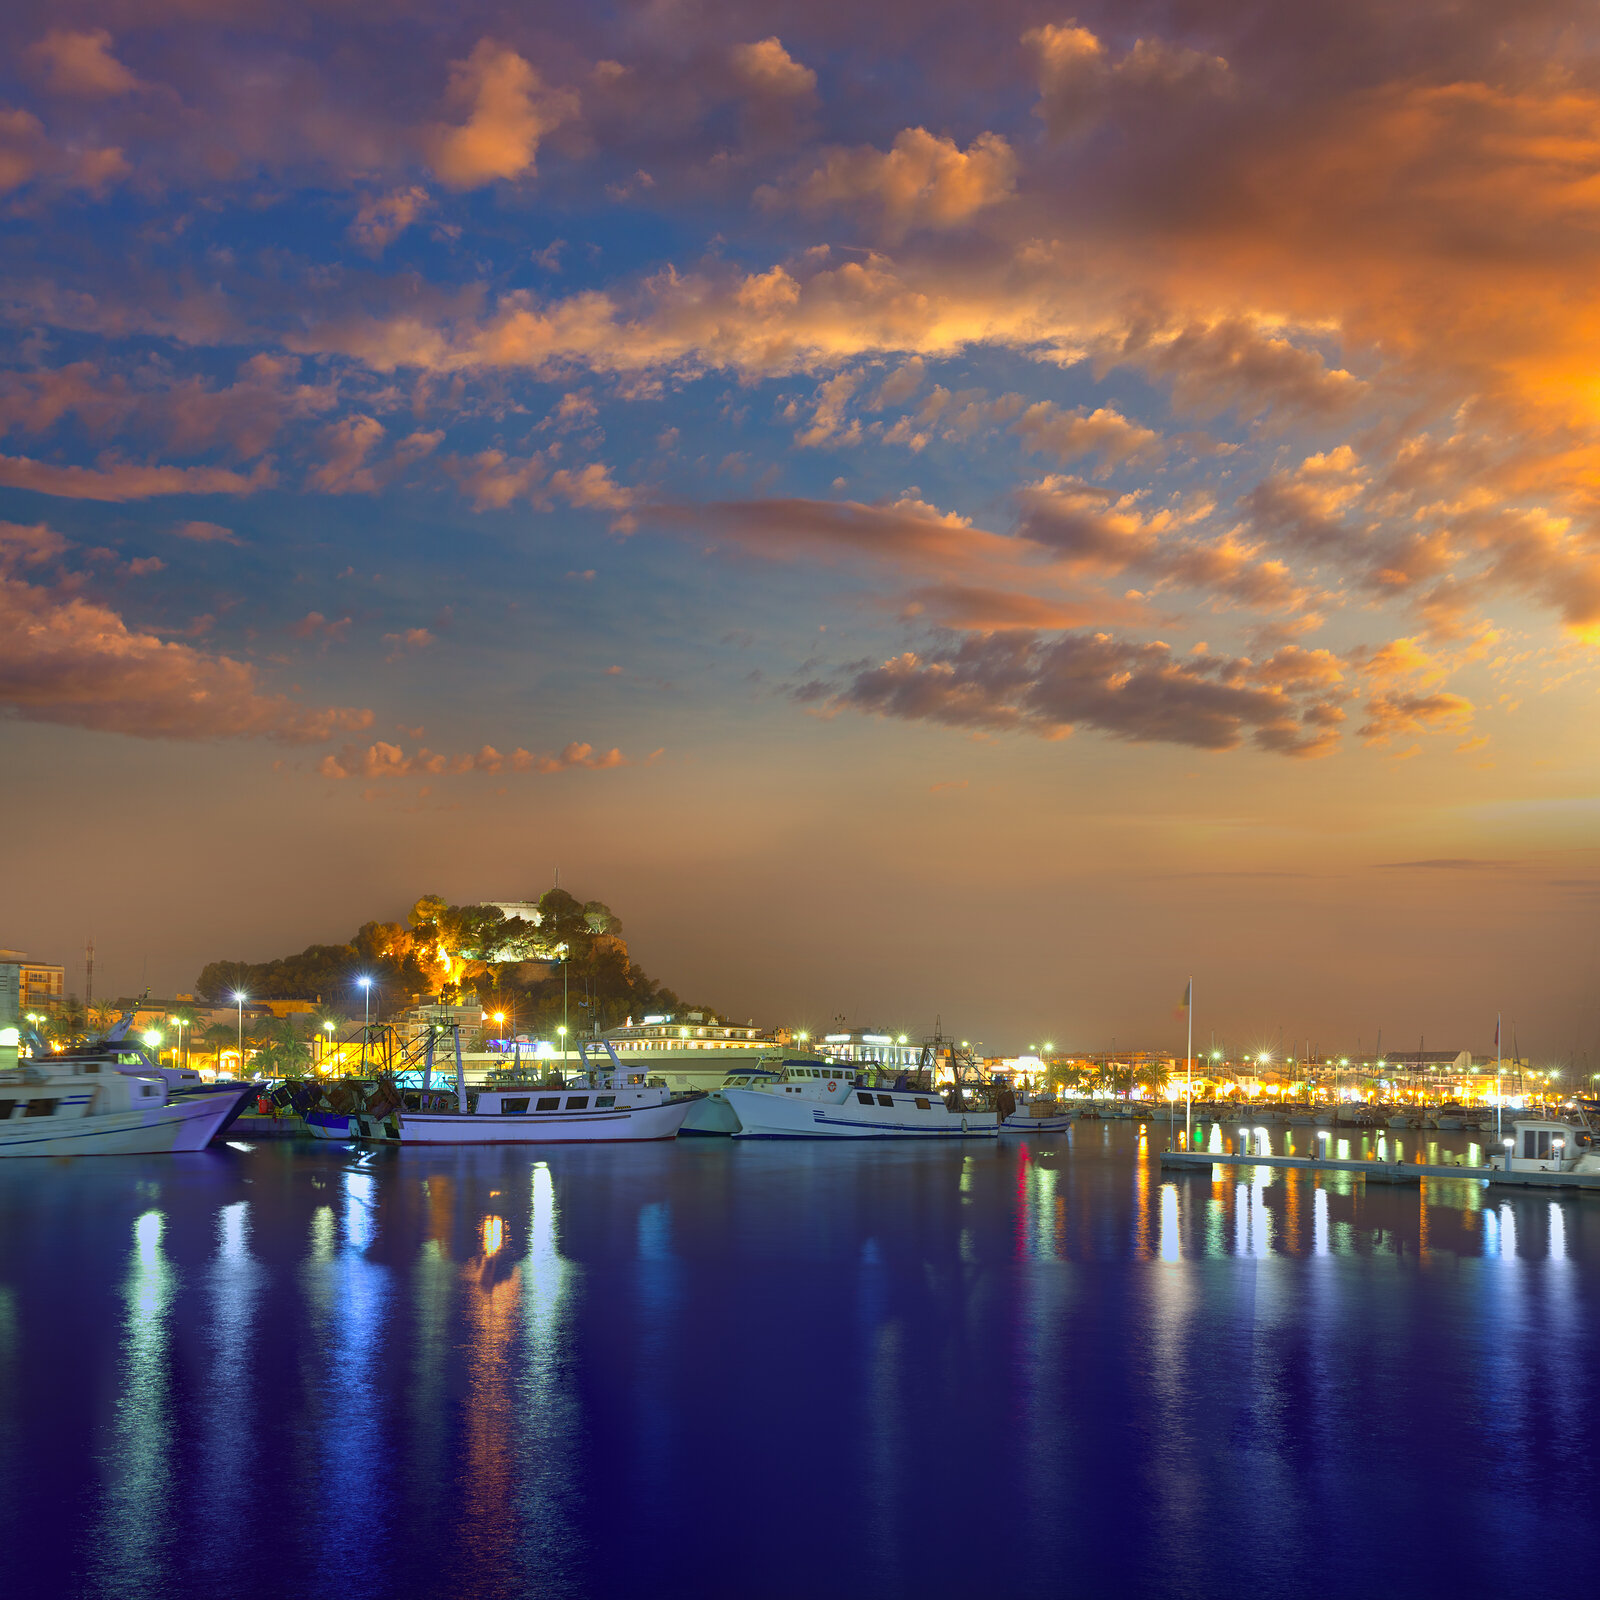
(1497, 1117), (1598, 1173)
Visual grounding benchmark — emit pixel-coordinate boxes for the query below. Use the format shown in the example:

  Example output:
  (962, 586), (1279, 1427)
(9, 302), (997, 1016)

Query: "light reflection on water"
(2, 1129), (1599, 1600)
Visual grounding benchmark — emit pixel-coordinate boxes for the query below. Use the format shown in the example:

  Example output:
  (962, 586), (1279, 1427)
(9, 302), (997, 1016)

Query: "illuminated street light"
(233, 992), (247, 1081)
(143, 1029), (162, 1049)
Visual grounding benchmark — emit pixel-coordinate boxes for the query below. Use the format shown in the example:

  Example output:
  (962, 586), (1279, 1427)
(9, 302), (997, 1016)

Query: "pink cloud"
(0, 566), (372, 743)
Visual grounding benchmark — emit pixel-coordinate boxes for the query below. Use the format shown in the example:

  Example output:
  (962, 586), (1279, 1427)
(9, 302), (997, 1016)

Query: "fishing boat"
(349, 1037), (701, 1145)
(719, 1053), (999, 1140)
(999, 1090), (1072, 1133)
(680, 1064), (786, 1134)
(0, 1055), (254, 1156)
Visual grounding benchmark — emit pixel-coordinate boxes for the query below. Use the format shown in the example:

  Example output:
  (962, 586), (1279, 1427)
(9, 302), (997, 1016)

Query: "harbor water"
(3, 1122), (1598, 1598)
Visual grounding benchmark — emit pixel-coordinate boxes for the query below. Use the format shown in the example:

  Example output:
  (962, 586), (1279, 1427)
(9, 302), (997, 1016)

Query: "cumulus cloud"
(766, 128), (1017, 235)
(348, 187), (431, 254)
(729, 39), (817, 100)
(427, 40), (578, 189)
(0, 107), (129, 195)
(819, 631), (1341, 757)
(310, 415), (384, 494)
(0, 557), (371, 743)
(1010, 402), (1161, 472)
(1024, 22), (1230, 138)
(1113, 320), (1366, 422)
(26, 29), (143, 98)
(1015, 477), (1304, 608)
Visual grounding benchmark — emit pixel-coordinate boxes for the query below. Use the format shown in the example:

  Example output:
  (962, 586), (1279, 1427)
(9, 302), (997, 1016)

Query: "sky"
(2, 0), (1598, 1063)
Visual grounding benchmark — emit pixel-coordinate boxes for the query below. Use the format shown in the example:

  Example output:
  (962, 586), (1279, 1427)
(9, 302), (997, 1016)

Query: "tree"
(254, 1019), (312, 1079)
(1136, 1059), (1170, 1102)
(201, 1020), (235, 1074)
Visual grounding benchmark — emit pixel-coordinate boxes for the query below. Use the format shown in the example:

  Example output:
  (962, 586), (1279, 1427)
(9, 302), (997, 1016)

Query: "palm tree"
(201, 1020), (235, 1076)
(1136, 1058), (1170, 1102)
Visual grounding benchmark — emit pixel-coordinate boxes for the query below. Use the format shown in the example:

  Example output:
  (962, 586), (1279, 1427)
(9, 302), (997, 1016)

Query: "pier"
(1159, 1147), (1600, 1190)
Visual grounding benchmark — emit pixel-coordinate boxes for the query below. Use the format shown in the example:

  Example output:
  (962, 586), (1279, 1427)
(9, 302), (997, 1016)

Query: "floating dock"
(1158, 1148), (1600, 1191)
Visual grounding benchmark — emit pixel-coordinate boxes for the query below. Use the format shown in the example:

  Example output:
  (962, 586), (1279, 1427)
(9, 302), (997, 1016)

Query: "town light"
(143, 1030), (162, 1048)
(322, 1021), (335, 1033)
(1257, 1052), (1270, 1065)
(798, 1030), (809, 1042)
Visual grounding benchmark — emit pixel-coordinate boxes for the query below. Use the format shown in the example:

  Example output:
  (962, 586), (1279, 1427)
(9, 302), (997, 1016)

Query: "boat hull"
(1001, 1114), (1073, 1133)
(0, 1085), (252, 1157)
(386, 1094), (700, 1144)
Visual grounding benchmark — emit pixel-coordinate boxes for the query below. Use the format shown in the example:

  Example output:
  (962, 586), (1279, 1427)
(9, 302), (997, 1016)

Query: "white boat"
(1488, 1114), (1600, 1175)
(720, 1061), (997, 1140)
(351, 1038), (701, 1145)
(680, 1065), (785, 1134)
(0, 1056), (253, 1156)
(1000, 1091), (1072, 1133)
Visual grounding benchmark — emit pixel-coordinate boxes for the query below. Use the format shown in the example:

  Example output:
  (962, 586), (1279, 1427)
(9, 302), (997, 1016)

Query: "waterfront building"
(597, 1014), (792, 1091)
(823, 1030), (924, 1072)
(0, 949), (65, 1016)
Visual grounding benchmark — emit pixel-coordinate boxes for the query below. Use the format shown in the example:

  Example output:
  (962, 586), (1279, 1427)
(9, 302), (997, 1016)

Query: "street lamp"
(557, 1023), (567, 1062)
(233, 992), (247, 1080)
(168, 1014), (189, 1070)
(321, 1019), (335, 1072)
(357, 976), (373, 1027)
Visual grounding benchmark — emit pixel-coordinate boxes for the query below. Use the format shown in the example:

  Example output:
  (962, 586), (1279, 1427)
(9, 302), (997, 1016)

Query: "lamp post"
(557, 1024), (567, 1066)
(358, 977), (372, 1073)
(234, 991), (247, 1080)
(321, 1019), (335, 1073)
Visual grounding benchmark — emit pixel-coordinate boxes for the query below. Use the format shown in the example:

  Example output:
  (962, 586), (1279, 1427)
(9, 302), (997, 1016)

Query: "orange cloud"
(0, 560), (371, 743)
(320, 738), (629, 780)
(0, 454), (274, 501)
(427, 40), (578, 189)
(766, 128), (1017, 235)
(27, 29), (142, 98)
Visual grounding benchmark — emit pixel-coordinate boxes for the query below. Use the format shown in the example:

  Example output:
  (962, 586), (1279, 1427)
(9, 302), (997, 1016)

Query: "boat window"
(0, 1101), (14, 1119)
(877, 1094), (894, 1107)
(24, 1100), (55, 1118)
(916, 1098), (931, 1111)
(501, 1098), (530, 1114)
(857, 1093), (875, 1106)
(597, 1096), (615, 1108)
(566, 1096), (590, 1110)
(536, 1097), (560, 1111)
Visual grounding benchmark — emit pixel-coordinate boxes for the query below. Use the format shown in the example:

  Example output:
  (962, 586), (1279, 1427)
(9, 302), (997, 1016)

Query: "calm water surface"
(2, 1123), (1595, 1599)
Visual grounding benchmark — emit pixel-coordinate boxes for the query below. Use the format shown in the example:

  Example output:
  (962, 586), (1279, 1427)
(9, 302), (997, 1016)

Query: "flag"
(1175, 979), (1191, 1019)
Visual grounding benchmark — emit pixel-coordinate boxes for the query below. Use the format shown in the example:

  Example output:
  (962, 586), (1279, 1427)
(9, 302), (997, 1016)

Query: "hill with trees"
(196, 889), (711, 1035)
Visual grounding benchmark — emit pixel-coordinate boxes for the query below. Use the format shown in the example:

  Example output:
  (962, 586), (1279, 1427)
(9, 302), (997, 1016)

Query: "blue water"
(2, 1124), (1595, 1599)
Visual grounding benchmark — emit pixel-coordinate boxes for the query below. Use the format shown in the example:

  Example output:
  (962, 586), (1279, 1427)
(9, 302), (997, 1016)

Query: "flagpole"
(1496, 1011), (1502, 1144)
(1185, 976), (1193, 1149)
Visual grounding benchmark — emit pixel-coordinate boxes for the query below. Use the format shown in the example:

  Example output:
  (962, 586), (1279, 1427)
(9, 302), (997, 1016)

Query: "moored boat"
(1488, 1113), (1600, 1175)
(720, 1060), (998, 1140)
(0, 1056), (253, 1156)
(1000, 1090), (1072, 1133)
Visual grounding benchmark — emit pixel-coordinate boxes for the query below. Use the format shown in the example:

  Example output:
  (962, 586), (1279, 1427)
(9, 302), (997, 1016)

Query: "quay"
(1159, 1147), (1600, 1191)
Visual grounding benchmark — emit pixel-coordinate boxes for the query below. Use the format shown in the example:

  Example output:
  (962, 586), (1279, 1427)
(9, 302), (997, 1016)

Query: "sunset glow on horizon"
(3, 1), (1598, 1057)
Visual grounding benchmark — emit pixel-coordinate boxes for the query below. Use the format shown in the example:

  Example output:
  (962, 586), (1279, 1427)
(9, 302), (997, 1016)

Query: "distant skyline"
(2, 1), (1598, 1060)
